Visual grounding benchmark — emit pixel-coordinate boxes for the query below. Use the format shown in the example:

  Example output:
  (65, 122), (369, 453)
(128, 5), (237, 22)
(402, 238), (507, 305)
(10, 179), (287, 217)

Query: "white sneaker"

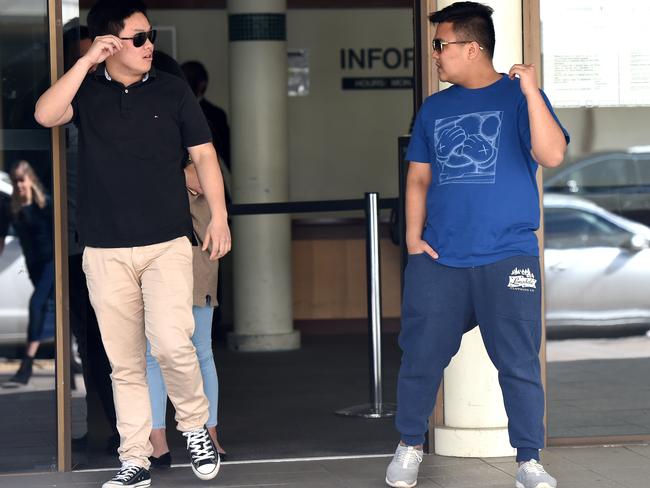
(385, 444), (423, 488)
(515, 459), (557, 488)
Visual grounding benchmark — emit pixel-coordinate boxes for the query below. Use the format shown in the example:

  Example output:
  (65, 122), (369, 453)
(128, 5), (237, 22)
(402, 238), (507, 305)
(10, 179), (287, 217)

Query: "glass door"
(541, 0), (650, 441)
(0, 0), (58, 472)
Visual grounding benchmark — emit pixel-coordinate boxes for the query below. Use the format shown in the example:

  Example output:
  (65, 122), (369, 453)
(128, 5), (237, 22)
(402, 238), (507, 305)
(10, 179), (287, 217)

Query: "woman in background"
(145, 160), (226, 466)
(2, 160), (54, 387)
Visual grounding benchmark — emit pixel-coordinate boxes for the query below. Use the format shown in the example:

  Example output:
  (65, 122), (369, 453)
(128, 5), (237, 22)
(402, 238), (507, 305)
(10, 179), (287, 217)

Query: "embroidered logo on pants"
(507, 267), (537, 291)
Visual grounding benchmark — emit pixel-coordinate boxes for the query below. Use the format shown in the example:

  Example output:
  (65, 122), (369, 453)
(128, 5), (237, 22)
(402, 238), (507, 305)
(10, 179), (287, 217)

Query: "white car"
(0, 172), (33, 345)
(544, 193), (650, 335)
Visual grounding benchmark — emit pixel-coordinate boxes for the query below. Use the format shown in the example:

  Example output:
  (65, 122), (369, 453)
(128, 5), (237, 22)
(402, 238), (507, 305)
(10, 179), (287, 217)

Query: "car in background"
(544, 193), (650, 337)
(0, 171), (33, 345)
(544, 147), (650, 226)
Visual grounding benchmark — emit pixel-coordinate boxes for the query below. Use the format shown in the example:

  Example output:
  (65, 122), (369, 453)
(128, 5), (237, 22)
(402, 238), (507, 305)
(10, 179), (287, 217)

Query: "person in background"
(145, 50), (227, 469)
(181, 61), (230, 173)
(1, 161), (54, 388)
(180, 60), (231, 334)
(63, 20), (120, 454)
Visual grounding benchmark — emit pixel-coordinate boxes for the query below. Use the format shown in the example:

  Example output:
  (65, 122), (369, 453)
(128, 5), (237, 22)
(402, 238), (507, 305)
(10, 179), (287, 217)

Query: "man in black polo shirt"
(35, 1), (229, 486)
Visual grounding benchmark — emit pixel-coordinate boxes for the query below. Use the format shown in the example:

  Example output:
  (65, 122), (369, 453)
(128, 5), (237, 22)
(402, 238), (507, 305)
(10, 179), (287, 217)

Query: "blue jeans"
(146, 305), (218, 429)
(27, 260), (55, 342)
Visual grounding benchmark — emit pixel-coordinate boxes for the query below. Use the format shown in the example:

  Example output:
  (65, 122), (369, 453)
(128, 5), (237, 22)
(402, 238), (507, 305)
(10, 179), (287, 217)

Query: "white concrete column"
(433, 0), (522, 458)
(227, 0), (299, 351)
(434, 328), (515, 457)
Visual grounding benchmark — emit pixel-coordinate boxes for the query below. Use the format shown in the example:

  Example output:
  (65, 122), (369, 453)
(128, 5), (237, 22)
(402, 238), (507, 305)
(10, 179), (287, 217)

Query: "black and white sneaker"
(102, 463), (151, 487)
(183, 427), (220, 480)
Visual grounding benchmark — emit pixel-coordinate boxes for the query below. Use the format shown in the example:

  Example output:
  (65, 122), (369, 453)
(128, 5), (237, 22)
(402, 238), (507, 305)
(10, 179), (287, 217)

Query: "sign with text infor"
(541, 0), (650, 107)
(340, 47), (414, 90)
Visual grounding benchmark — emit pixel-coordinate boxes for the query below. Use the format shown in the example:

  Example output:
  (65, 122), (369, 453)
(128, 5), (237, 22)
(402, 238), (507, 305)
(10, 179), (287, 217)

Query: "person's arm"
(34, 35), (124, 128)
(187, 143), (230, 260)
(184, 161), (202, 194)
(405, 162), (438, 259)
(509, 64), (567, 168)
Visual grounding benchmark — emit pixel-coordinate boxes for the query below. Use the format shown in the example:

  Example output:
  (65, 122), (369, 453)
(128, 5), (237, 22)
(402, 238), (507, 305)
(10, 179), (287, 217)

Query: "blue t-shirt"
(406, 74), (569, 267)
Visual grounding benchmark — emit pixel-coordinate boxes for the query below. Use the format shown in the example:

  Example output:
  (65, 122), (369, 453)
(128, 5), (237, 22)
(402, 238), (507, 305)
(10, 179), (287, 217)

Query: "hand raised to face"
(82, 35), (124, 67)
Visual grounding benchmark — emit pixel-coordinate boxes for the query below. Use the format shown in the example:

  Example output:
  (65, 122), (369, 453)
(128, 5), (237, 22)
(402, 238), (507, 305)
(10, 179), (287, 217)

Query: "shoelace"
(396, 446), (423, 469)
(112, 464), (140, 482)
(521, 460), (547, 476)
(183, 429), (215, 463)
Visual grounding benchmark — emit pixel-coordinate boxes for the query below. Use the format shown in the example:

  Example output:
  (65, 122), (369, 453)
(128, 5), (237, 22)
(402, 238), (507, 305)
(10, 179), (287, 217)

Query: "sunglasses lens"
(132, 30), (155, 48)
(432, 39), (441, 53)
(133, 32), (146, 47)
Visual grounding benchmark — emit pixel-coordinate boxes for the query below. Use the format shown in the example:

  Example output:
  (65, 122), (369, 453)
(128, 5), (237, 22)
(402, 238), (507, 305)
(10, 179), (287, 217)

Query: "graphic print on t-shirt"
(434, 111), (503, 184)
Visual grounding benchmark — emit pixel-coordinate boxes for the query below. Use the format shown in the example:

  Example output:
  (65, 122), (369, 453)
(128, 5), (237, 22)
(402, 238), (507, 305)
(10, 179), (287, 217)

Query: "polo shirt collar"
(94, 64), (156, 83)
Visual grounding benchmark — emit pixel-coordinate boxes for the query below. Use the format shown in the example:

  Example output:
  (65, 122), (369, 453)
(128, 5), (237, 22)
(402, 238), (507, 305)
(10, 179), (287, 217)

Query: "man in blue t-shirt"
(385, 3), (569, 488)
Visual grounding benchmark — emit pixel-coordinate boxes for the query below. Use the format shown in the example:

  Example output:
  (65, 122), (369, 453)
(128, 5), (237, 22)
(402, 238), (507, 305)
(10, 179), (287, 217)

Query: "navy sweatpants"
(395, 254), (544, 462)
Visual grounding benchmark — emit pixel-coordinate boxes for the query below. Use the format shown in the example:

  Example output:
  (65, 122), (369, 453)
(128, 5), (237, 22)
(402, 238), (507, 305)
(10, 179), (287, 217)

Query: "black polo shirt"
(72, 66), (211, 248)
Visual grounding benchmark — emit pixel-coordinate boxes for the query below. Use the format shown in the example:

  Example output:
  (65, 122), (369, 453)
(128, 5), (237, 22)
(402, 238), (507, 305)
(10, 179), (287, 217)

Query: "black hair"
(429, 1), (495, 58)
(181, 61), (208, 97)
(62, 19), (91, 71)
(79, 25), (90, 40)
(87, 0), (148, 39)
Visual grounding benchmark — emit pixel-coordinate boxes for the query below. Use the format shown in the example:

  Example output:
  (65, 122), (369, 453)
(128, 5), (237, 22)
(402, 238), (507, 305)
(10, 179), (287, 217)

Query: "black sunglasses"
(119, 29), (156, 48)
(432, 38), (483, 53)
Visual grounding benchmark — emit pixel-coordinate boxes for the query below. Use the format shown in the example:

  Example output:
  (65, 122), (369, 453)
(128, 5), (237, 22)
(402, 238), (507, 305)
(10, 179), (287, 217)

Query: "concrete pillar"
(435, 328), (515, 457)
(227, 0), (299, 351)
(433, 0), (522, 458)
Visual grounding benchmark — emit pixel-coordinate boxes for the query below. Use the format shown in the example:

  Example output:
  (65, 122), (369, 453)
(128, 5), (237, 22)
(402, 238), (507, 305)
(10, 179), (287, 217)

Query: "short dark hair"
(62, 20), (91, 71)
(87, 0), (148, 39)
(181, 61), (208, 96)
(429, 2), (495, 58)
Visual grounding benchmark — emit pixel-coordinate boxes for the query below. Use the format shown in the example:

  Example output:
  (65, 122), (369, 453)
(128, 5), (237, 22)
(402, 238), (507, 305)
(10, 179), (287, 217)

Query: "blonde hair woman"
(2, 161), (55, 387)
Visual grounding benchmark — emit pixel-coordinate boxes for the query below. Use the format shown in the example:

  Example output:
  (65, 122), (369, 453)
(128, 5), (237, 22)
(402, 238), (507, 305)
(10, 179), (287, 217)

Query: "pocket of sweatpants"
(489, 256), (542, 322)
(402, 254), (434, 318)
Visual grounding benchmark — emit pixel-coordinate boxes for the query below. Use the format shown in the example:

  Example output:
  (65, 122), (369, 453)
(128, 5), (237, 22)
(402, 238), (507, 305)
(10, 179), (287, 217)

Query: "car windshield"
(545, 207), (633, 249)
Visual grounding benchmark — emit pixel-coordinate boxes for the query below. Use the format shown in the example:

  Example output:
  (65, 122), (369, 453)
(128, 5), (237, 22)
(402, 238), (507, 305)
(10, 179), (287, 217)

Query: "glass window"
(0, 0), (57, 473)
(633, 155), (650, 185)
(559, 156), (634, 190)
(545, 208), (632, 249)
(542, 0), (650, 443)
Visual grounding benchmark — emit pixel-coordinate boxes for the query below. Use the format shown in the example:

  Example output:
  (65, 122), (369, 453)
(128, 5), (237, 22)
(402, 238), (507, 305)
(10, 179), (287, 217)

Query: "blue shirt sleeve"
(517, 89), (570, 153)
(405, 108), (431, 163)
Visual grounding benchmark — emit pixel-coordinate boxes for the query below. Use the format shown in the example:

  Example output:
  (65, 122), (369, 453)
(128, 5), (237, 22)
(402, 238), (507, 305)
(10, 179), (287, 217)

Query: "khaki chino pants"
(83, 236), (209, 468)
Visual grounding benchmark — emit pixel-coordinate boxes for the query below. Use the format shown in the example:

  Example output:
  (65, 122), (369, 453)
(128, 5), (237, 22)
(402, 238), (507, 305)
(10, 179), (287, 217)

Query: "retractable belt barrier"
(228, 197), (397, 215)
(228, 194), (398, 419)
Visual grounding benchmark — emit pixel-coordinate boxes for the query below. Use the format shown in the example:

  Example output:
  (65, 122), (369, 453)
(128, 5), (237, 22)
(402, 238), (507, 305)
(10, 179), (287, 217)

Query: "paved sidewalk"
(1, 444), (649, 488)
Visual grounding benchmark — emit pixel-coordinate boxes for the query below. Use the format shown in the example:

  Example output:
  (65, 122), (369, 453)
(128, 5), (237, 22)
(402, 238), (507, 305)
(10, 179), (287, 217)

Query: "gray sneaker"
(385, 444), (423, 488)
(515, 459), (557, 488)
